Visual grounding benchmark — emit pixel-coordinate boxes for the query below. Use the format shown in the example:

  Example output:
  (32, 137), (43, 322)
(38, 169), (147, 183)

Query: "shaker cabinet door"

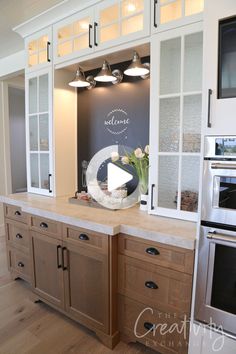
(26, 68), (53, 196)
(30, 231), (64, 309)
(203, 0), (236, 135)
(63, 242), (109, 333)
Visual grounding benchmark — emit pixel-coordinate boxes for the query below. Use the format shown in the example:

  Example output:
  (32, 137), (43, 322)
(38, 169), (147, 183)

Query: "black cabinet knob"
(79, 233), (89, 241)
(145, 281), (158, 290)
(144, 322), (155, 332)
(18, 262), (24, 268)
(146, 247), (160, 256)
(16, 233), (23, 239)
(40, 222), (48, 229)
(14, 211), (21, 216)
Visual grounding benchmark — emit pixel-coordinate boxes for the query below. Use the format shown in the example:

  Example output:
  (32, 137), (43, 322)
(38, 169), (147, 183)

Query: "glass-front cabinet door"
(149, 23), (203, 221)
(25, 27), (52, 72)
(152, 0), (204, 33)
(26, 68), (53, 196)
(53, 8), (94, 64)
(95, 0), (150, 51)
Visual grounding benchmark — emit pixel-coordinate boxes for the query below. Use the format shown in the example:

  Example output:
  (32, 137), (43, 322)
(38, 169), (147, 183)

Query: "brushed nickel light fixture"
(94, 60), (123, 84)
(69, 67), (96, 89)
(124, 51), (150, 77)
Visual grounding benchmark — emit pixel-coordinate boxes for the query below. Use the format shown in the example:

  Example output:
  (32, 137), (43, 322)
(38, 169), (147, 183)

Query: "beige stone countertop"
(0, 193), (197, 250)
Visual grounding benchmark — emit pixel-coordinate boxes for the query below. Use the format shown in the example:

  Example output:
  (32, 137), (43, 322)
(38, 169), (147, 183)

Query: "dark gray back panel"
(77, 58), (150, 190)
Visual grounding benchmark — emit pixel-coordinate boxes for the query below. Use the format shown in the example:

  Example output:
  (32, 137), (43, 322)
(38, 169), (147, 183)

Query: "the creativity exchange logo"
(104, 108), (130, 135)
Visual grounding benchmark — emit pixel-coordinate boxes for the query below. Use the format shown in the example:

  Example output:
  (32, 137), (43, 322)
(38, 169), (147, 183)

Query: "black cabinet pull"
(47, 41), (51, 62)
(146, 247), (160, 256)
(48, 174), (52, 193)
(154, 0), (158, 28)
(15, 210), (21, 216)
(57, 245), (62, 269)
(40, 222), (48, 229)
(16, 233), (23, 239)
(89, 24), (93, 48)
(18, 262), (24, 268)
(207, 89), (213, 128)
(62, 247), (67, 271)
(145, 281), (158, 290)
(144, 322), (155, 332)
(151, 184), (155, 210)
(79, 233), (89, 241)
(94, 22), (98, 46)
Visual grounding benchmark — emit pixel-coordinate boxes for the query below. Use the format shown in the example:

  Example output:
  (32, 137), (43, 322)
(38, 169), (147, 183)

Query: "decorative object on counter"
(81, 160), (88, 188)
(174, 190), (198, 212)
(94, 60), (123, 84)
(124, 51), (150, 78)
(69, 67), (96, 89)
(111, 145), (150, 211)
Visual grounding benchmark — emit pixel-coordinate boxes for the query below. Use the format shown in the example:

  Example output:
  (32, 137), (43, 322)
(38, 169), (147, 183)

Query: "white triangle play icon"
(107, 163), (133, 192)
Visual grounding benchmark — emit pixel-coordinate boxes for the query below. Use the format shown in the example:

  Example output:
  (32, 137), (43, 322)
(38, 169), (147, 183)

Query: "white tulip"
(121, 156), (129, 165)
(111, 151), (119, 162)
(144, 145), (150, 154)
(134, 148), (145, 159)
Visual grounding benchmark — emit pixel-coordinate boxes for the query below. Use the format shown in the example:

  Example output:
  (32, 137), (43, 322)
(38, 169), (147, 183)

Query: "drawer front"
(119, 296), (189, 354)
(63, 225), (108, 253)
(118, 255), (192, 317)
(8, 247), (31, 283)
(6, 221), (30, 251)
(4, 204), (28, 224)
(118, 234), (194, 274)
(30, 216), (62, 239)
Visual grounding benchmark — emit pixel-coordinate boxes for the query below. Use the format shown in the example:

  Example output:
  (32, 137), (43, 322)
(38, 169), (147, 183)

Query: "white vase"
(140, 193), (148, 211)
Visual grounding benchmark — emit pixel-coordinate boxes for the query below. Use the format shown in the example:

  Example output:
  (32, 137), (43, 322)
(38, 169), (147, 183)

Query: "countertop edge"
(0, 196), (196, 250)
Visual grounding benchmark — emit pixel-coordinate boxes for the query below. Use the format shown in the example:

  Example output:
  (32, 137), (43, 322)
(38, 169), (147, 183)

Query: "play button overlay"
(107, 163), (133, 192)
(86, 145), (140, 210)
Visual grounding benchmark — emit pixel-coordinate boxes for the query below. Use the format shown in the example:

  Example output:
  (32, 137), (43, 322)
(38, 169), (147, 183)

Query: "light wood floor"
(0, 236), (157, 354)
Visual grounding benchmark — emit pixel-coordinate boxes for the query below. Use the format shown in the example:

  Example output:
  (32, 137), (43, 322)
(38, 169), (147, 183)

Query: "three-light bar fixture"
(69, 51), (150, 89)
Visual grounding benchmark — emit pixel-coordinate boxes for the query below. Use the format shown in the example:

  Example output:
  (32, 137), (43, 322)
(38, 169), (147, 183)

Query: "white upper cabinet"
(25, 27), (52, 72)
(152, 0), (204, 33)
(149, 23), (203, 221)
(94, 0), (150, 51)
(53, 8), (94, 64)
(203, 0), (236, 135)
(25, 68), (53, 196)
(54, 0), (150, 64)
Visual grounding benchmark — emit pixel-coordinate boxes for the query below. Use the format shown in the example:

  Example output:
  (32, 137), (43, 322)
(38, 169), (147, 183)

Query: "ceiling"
(0, 0), (64, 59)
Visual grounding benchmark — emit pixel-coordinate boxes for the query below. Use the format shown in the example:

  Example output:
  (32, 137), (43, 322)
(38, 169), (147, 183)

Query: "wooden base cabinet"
(30, 231), (64, 309)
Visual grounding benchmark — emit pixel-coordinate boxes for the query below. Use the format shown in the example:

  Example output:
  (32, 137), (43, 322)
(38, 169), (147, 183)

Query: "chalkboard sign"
(77, 57), (150, 191)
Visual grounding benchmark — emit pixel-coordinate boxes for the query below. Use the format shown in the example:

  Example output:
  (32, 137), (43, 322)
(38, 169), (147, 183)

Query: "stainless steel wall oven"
(195, 136), (236, 337)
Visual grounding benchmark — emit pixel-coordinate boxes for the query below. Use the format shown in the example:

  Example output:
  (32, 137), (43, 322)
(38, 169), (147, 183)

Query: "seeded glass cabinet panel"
(26, 68), (53, 196)
(151, 0), (204, 34)
(149, 23), (203, 221)
(25, 27), (52, 72)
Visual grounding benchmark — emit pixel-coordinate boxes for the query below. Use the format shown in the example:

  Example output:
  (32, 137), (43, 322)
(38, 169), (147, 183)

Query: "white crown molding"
(13, 0), (100, 39)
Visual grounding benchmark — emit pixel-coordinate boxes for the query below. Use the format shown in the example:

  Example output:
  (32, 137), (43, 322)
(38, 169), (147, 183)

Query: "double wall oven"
(195, 136), (236, 337)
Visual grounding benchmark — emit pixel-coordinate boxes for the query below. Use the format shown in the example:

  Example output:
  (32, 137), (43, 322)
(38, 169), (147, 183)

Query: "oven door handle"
(211, 163), (236, 170)
(207, 231), (236, 244)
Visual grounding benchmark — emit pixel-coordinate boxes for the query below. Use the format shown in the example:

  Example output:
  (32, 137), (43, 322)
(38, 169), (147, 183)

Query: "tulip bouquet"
(111, 145), (149, 195)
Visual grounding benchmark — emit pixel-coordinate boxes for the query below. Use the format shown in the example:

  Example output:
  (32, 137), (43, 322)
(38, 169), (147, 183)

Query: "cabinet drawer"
(7, 247), (31, 283)
(119, 296), (188, 354)
(118, 255), (192, 317)
(63, 225), (108, 253)
(6, 220), (30, 252)
(4, 204), (28, 224)
(118, 234), (194, 274)
(30, 216), (62, 239)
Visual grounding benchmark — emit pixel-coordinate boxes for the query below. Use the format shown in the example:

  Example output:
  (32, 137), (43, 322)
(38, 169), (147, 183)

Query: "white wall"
(8, 87), (26, 193)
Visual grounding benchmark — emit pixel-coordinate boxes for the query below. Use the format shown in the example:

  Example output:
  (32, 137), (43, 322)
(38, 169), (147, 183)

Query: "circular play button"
(86, 145), (140, 210)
